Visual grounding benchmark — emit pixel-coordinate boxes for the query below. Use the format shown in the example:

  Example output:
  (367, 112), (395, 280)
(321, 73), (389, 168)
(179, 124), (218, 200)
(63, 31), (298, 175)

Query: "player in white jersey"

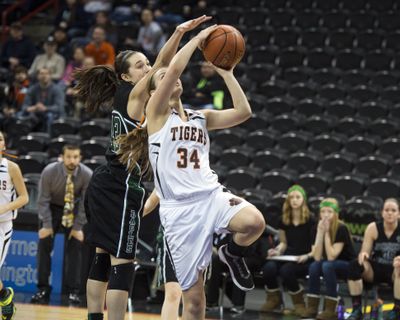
(119, 26), (266, 319)
(0, 131), (29, 319)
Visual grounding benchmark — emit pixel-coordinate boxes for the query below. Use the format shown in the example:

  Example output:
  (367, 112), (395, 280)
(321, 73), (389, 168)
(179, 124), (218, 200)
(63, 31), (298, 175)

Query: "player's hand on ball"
(176, 15), (212, 33)
(195, 24), (218, 49)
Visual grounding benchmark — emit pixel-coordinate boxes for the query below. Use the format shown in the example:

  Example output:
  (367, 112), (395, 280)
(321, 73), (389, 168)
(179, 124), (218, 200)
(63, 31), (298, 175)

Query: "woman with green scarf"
(301, 197), (356, 320)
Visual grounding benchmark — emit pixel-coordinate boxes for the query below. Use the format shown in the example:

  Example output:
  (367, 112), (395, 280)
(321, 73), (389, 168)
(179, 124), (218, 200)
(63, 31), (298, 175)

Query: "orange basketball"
(202, 25), (245, 70)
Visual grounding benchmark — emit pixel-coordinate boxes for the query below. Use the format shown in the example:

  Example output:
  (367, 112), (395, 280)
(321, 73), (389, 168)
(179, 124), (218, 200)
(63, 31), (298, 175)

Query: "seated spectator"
(53, 27), (72, 60)
(19, 67), (65, 132)
(61, 46), (85, 89)
(347, 198), (400, 320)
(29, 36), (66, 81)
(0, 22), (36, 71)
(261, 185), (315, 316)
(189, 62), (227, 110)
(8, 66), (30, 111)
(302, 198), (356, 320)
(86, 11), (117, 47)
(55, 0), (91, 38)
(136, 9), (166, 56)
(84, 26), (115, 66)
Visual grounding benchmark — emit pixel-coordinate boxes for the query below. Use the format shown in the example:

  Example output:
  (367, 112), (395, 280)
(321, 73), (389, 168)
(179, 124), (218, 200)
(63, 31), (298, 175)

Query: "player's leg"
(87, 247), (111, 320)
(181, 272), (206, 320)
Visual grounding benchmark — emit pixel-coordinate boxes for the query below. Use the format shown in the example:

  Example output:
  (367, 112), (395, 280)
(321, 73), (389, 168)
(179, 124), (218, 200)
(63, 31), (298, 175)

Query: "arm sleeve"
(37, 167), (53, 228)
(73, 168), (92, 230)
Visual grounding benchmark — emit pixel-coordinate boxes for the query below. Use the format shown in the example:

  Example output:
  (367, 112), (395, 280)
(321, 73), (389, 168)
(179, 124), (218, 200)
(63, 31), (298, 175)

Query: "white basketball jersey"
(149, 109), (220, 202)
(0, 158), (16, 222)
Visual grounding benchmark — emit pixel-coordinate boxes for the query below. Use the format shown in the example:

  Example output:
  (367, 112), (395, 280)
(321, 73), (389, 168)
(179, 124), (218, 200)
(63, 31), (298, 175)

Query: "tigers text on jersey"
(0, 158), (16, 222)
(149, 109), (220, 203)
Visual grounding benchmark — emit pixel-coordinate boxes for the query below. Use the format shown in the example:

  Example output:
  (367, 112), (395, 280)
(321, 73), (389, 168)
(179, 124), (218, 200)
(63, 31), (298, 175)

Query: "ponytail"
(116, 128), (151, 177)
(74, 65), (118, 113)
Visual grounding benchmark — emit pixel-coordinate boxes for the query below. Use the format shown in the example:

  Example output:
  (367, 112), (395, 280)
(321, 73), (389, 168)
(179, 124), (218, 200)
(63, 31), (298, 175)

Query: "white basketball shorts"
(0, 220), (13, 268)
(159, 187), (253, 291)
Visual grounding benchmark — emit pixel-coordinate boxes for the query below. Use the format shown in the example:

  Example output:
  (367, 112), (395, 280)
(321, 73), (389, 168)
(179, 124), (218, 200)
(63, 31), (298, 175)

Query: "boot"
(260, 288), (282, 313)
(300, 294), (320, 318)
(317, 296), (339, 320)
(289, 289), (306, 316)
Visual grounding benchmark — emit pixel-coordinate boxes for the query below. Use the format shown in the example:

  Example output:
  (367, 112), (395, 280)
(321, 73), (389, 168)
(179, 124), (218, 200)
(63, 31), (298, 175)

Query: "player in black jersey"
(74, 16), (211, 320)
(348, 198), (400, 320)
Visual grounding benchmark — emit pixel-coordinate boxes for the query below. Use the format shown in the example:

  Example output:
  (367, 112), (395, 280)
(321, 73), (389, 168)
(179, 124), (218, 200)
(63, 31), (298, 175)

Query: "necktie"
(62, 173), (74, 228)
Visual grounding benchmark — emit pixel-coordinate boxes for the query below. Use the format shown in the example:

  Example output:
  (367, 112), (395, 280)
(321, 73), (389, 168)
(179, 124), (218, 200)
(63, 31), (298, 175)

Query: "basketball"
(202, 25), (245, 70)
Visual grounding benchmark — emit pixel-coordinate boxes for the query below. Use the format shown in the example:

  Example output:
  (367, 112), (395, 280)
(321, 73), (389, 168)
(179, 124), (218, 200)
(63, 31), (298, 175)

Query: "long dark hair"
(74, 50), (138, 113)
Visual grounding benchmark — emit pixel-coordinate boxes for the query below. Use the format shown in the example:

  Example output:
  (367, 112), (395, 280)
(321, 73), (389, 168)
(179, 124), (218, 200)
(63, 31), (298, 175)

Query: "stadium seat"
(240, 113), (268, 131)
(390, 159), (400, 177)
(344, 135), (377, 156)
(252, 148), (287, 171)
(335, 116), (366, 136)
(17, 155), (44, 174)
(272, 28), (299, 48)
(311, 133), (345, 154)
(267, 10), (293, 28)
(384, 32), (400, 51)
(211, 164), (229, 182)
(246, 26), (272, 48)
(348, 13), (376, 30)
(225, 168), (258, 190)
(265, 97), (293, 115)
(209, 144), (222, 163)
(363, 51), (393, 71)
(58, 134), (82, 146)
(305, 48), (334, 69)
(264, 0), (286, 10)
(355, 154), (391, 178)
(379, 137), (400, 159)
(241, 188), (272, 202)
(219, 148), (251, 169)
(321, 11), (348, 29)
(381, 86), (400, 103)
(277, 47), (305, 69)
(367, 177), (400, 199)
(213, 128), (245, 148)
(368, 0), (395, 12)
(335, 50), (363, 70)
(288, 82), (317, 100)
(376, 13), (400, 31)
(79, 121), (107, 140)
(311, 68), (340, 84)
(286, 151), (321, 173)
(276, 131), (309, 152)
(80, 139), (107, 160)
(248, 65), (275, 84)
(326, 99), (356, 118)
(47, 137), (68, 158)
(246, 129), (275, 150)
(314, 0), (341, 11)
(23, 179), (39, 213)
(293, 10), (320, 29)
(330, 174), (366, 199)
(247, 46), (277, 65)
(318, 84), (347, 100)
(368, 118), (397, 138)
(359, 101), (388, 119)
(270, 113), (300, 133)
(328, 30), (355, 50)
(7, 120), (32, 146)
(340, 70), (370, 86)
(355, 31), (383, 51)
(343, 196), (381, 225)
(304, 114), (337, 135)
(348, 85), (378, 102)
(216, 7), (242, 25)
(320, 152), (355, 175)
(27, 151), (49, 166)
(17, 135), (45, 154)
(260, 169), (295, 195)
(287, 0), (313, 10)
(83, 157), (105, 171)
(296, 98), (325, 117)
(300, 29), (327, 48)
(297, 172), (330, 196)
(370, 71), (398, 88)
(50, 119), (77, 137)
(241, 9), (267, 27)
(282, 67), (312, 83)
(342, 0), (366, 11)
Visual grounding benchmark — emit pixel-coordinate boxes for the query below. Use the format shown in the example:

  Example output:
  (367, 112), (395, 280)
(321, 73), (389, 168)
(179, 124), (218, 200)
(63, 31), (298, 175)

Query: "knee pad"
(88, 253), (111, 282)
(347, 259), (364, 281)
(108, 263), (135, 292)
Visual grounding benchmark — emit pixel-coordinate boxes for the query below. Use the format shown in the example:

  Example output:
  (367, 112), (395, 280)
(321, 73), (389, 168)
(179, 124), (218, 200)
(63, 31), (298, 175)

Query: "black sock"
(351, 295), (362, 309)
(0, 288), (8, 300)
(88, 313), (103, 320)
(227, 239), (247, 256)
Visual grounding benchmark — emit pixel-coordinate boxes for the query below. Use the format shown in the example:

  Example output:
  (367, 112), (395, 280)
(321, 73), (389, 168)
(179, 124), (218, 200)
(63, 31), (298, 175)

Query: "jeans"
(308, 260), (350, 297)
(262, 260), (310, 292)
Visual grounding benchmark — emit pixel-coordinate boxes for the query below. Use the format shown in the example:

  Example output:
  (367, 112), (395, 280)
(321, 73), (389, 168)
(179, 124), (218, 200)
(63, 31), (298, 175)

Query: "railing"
(1, 0), (59, 43)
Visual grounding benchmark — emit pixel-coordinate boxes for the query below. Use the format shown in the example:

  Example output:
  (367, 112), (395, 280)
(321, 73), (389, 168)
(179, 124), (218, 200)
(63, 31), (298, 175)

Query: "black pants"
(37, 204), (83, 294)
(262, 260), (310, 292)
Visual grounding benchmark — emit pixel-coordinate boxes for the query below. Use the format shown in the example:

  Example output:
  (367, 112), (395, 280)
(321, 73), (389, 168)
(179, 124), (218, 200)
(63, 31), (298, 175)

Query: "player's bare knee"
(185, 296), (204, 315)
(245, 208), (265, 235)
(165, 288), (181, 303)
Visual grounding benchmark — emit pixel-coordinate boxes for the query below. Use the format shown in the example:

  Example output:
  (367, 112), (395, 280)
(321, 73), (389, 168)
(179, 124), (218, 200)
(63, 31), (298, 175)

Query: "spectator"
(29, 36), (66, 81)
(55, 0), (91, 38)
(261, 185), (315, 316)
(190, 61), (227, 109)
(87, 11), (117, 47)
(84, 26), (115, 66)
(0, 22), (36, 70)
(137, 9), (166, 55)
(347, 198), (400, 320)
(30, 145), (92, 305)
(19, 68), (65, 132)
(61, 46), (85, 89)
(53, 28), (72, 60)
(84, 0), (112, 13)
(7, 66), (30, 111)
(302, 198), (356, 320)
